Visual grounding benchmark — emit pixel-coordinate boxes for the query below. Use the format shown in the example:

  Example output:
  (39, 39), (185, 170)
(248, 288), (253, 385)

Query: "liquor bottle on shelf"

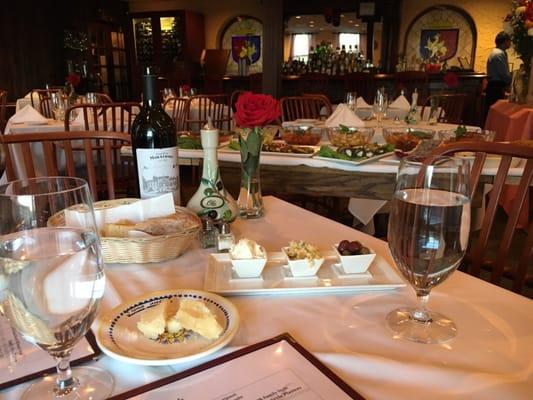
(131, 67), (180, 205)
(186, 119), (238, 222)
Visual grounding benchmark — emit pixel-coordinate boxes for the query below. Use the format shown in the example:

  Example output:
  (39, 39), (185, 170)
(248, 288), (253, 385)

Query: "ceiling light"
(340, 14), (345, 17)
(295, 16), (301, 19)
(348, 20), (353, 23)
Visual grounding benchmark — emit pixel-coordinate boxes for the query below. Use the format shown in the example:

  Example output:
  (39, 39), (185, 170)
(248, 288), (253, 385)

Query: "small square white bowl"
(230, 250), (267, 278)
(282, 247), (324, 277)
(333, 244), (376, 274)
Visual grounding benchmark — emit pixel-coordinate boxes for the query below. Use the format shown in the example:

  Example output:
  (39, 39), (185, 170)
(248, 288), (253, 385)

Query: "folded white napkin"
(356, 97), (371, 108)
(325, 104), (364, 128)
(388, 95), (410, 110)
(9, 105), (47, 124)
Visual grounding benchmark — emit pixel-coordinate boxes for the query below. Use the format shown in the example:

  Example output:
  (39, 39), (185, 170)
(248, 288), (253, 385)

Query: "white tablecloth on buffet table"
(1, 196), (531, 399)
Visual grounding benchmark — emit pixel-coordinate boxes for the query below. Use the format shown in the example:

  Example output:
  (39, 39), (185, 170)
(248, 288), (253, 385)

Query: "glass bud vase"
(237, 127), (264, 218)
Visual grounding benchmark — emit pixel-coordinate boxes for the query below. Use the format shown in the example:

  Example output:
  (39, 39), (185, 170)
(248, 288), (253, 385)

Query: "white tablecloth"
(1, 197), (531, 399)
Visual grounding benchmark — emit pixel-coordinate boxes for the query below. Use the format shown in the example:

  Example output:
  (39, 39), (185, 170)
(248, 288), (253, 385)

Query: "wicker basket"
(49, 198), (201, 264)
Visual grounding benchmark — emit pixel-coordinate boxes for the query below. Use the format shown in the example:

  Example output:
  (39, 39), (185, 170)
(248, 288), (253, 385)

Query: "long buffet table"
(2, 196), (531, 399)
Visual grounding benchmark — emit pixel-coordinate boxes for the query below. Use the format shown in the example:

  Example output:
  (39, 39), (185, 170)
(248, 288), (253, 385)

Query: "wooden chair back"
(394, 71), (429, 105)
(64, 102), (140, 133)
(344, 72), (375, 104)
(0, 90), (7, 134)
(280, 95), (332, 122)
(421, 93), (468, 124)
(430, 141), (533, 295)
(184, 94), (232, 132)
(31, 89), (61, 118)
(163, 97), (188, 131)
(0, 130), (132, 201)
(298, 73), (329, 95)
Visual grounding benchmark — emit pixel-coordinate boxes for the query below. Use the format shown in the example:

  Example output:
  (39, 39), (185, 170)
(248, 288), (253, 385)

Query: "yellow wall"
(128, 0), (263, 49)
(399, 0), (518, 73)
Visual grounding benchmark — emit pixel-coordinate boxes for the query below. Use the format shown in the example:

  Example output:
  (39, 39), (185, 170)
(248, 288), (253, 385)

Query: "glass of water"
(387, 156), (471, 344)
(373, 90), (388, 126)
(0, 177), (113, 399)
(345, 91), (357, 112)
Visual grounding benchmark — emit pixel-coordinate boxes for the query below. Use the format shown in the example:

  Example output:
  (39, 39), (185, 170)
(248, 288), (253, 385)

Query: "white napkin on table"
(325, 103), (364, 128)
(9, 105), (47, 124)
(356, 97), (371, 108)
(388, 95), (410, 110)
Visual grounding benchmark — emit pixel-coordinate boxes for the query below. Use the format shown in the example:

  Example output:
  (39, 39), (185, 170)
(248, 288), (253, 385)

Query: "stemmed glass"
(162, 88), (176, 102)
(0, 177), (113, 399)
(51, 92), (66, 121)
(387, 156), (471, 344)
(345, 91), (357, 112)
(373, 90), (388, 126)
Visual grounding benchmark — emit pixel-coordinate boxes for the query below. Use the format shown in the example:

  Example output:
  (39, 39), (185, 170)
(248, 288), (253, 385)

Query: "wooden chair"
(344, 72), (376, 104)
(394, 71), (429, 105)
(163, 97), (188, 131)
(0, 90), (7, 134)
(184, 94), (232, 132)
(84, 92), (113, 104)
(64, 102), (140, 133)
(0, 130), (132, 201)
(280, 95), (332, 122)
(421, 93), (468, 124)
(31, 89), (61, 118)
(430, 141), (533, 295)
(298, 73), (329, 95)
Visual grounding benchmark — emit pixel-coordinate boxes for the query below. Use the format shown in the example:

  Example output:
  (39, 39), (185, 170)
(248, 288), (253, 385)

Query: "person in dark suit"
(484, 32), (512, 122)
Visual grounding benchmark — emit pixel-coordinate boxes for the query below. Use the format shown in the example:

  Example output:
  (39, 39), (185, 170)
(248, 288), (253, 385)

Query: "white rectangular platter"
(204, 251), (405, 296)
(313, 151), (393, 166)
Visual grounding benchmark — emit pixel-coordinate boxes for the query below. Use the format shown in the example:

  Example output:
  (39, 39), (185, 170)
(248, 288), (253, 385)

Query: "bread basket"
(48, 198), (201, 264)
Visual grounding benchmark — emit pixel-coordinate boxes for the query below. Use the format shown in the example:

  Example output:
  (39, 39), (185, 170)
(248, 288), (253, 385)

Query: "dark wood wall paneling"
(0, 0), (129, 102)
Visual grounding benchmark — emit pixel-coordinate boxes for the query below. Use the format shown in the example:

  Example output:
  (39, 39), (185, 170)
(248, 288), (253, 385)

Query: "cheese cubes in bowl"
(229, 239), (267, 278)
(282, 240), (324, 277)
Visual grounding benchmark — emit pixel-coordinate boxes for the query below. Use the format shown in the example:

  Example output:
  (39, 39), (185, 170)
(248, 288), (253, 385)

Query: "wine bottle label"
(136, 147), (180, 203)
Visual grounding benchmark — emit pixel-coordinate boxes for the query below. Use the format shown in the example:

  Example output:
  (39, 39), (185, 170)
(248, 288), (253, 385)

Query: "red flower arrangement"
(443, 71), (459, 88)
(66, 72), (81, 87)
(234, 92), (280, 128)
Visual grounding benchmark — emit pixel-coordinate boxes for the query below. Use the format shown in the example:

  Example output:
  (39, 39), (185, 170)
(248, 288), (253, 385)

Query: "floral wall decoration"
(404, 6), (476, 70)
(220, 16), (263, 75)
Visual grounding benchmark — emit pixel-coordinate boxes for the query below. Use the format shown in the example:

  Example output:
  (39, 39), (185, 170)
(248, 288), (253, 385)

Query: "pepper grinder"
(216, 222), (234, 253)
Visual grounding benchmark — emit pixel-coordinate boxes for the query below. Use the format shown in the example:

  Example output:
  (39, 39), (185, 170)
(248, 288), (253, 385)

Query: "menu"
(110, 333), (364, 400)
(0, 315), (99, 390)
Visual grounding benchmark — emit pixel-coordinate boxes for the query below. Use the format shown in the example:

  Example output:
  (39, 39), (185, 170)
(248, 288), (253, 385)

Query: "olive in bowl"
(333, 240), (376, 274)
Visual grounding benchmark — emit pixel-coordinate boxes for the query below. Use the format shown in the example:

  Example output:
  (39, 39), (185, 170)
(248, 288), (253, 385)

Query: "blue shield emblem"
(231, 35), (261, 64)
(420, 29), (459, 61)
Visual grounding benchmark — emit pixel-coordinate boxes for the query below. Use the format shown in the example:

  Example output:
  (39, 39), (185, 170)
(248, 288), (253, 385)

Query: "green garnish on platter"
(177, 135), (202, 149)
(339, 124), (352, 134)
(318, 143), (393, 161)
(454, 125), (467, 138)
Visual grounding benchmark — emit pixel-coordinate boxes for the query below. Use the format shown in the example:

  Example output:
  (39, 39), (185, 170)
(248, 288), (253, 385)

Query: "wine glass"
(162, 88), (176, 102)
(0, 177), (113, 399)
(387, 156), (471, 344)
(50, 92), (66, 121)
(373, 91), (388, 126)
(345, 91), (357, 112)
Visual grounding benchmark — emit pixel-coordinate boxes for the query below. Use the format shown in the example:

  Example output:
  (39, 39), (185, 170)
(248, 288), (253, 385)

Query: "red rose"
(181, 84), (190, 92)
(66, 72), (80, 87)
(444, 71), (459, 88)
(234, 92), (280, 127)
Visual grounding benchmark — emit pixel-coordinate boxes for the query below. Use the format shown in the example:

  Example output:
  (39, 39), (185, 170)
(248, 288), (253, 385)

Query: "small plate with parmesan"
(96, 289), (239, 365)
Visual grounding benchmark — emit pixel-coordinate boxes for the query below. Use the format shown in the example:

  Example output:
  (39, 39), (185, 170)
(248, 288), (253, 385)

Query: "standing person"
(484, 31), (512, 122)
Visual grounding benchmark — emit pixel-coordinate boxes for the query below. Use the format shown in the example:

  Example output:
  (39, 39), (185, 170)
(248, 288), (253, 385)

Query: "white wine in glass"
(0, 177), (113, 399)
(387, 156), (471, 344)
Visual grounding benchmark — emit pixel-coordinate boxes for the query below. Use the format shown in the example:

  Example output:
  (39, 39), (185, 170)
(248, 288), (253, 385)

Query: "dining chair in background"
(31, 88), (61, 118)
(421, 93), (468, 124)
(64, 102), (140, 133)
(0, 130), (132, 201)
(184, 94), (232, 132)
(280, 95), (332, 122)
(84, 92), (113, 104)
(164, 97), (188, 131)
(430, 141), (533, 296)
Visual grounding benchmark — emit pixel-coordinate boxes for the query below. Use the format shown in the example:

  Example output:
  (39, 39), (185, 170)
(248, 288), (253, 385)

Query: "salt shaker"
(216, 222), (234, 253)
(200, 217), (217, 249)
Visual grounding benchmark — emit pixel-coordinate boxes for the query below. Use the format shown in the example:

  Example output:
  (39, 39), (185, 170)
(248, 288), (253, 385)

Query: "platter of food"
(220, 141), (319, 158)
(313, 143), (394, 166)
(96, 289), (240, 366)
(204, 239), (405, 296)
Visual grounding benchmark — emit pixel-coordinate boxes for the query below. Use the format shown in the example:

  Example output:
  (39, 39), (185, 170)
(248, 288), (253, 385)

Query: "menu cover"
(0, 316), (100, 390)
(109, 333), (364, 400)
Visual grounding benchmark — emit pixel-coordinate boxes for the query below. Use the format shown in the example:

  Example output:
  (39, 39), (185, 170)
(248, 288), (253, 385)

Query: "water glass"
(162, 88), (176, 102)
(345, 92), (357, 112)
(387, 156), (471, 344)
(51, 92), (65, 121)
(373, 91), (388, 126)
(85, 92), (98, 104)
(0, 177), (113, 399)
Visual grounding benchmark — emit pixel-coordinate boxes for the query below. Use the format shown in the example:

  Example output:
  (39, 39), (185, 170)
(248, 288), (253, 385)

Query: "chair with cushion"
(1, 130), (132, 201)
(421, 93), (468, 124)
(430, 141), (533, 296)
(280, 95), (332, 122)
(184, 94), (232, 132)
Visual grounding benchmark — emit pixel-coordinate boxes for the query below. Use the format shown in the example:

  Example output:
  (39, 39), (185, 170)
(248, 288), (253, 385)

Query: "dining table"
(1, 196), (531, 399)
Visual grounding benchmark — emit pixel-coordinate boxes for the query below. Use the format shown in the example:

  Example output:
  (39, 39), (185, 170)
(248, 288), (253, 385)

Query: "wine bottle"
(131, 67), (180, 205)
